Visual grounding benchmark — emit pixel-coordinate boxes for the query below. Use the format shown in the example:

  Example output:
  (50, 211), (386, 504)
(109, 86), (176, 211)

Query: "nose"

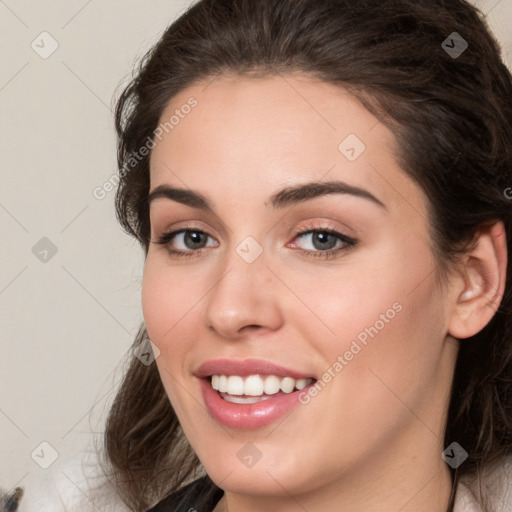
(203, 246), (284, 340)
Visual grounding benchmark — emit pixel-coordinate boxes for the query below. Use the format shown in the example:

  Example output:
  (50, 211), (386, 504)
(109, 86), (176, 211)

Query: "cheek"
(289, 238), (445, 407)
(334, 260), (445, 420)
(141, 256), (201, 348)
(141, 262), (170, 348)
(141, 257), (201, 412)
(283, 240), (435, 348)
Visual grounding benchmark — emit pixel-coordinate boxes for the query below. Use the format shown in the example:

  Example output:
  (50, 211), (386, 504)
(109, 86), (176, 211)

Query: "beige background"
(0, 0), (511, 510)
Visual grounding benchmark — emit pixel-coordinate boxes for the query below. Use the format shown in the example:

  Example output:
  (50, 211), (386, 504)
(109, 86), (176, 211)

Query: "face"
(142, 74), (459, 501)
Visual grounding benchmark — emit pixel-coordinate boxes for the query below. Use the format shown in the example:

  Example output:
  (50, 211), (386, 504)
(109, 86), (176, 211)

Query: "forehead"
(149, 73), (425, 218)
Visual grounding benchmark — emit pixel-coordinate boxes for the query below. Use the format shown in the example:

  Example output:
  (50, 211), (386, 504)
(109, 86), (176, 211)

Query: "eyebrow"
(147, 180), (386, 211)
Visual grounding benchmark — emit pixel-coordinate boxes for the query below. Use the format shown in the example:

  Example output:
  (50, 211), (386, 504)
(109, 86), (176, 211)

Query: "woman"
(100, 0), (512, 511)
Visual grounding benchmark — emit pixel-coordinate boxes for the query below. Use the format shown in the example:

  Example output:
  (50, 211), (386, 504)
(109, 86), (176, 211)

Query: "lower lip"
(199, 378), (314, 429)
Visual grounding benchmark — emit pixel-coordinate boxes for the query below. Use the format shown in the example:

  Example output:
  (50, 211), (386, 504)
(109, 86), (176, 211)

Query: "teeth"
(210, 374), (314, 396)
(227, 375), (244, 395)
(223, 394), (274, 404)
(218, 375), (228, 393)
(245, 375), (264, 396)
(263, 375), (280, 395)
(280, 377), (295, 393)
(295, 378), (308, 390)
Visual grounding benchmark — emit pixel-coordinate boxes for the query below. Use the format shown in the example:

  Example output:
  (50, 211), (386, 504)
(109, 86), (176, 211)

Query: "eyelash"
(153, 224), (358, 260)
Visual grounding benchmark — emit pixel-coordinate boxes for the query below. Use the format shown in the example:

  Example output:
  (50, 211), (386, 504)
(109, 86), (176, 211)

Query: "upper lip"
(195, 358), (316, 380)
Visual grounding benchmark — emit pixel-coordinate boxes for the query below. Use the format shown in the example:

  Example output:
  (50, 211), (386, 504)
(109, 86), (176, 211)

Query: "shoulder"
(454, 455), (512, 512)
(146, 475), (224, 512)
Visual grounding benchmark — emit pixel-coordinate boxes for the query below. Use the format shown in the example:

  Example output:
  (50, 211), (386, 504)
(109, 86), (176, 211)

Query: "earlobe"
(448, 220), (508, 340)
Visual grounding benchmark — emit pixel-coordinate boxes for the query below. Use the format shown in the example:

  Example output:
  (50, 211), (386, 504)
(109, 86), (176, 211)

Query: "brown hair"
(100, 1), (512, 510)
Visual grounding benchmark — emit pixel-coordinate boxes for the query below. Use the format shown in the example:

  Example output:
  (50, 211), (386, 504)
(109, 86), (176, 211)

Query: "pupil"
(185, 231), (205, 249)
(313, 232), (336, 250)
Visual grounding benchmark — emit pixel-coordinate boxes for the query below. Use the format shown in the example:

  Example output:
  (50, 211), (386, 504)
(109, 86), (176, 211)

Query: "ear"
(448, 220), (508, 340)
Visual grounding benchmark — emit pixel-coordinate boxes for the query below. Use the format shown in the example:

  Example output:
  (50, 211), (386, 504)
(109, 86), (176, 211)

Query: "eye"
(153, 225), (358, 260)
(154, 228), (218, 258)
(289, 227), (358, 259)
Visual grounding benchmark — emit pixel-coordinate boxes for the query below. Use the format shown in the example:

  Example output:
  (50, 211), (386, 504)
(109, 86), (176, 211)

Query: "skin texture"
(142, 74), (507, 512)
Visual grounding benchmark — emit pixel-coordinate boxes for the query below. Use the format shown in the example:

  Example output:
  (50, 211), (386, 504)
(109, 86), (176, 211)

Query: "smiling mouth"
(209, 374), (316, 404)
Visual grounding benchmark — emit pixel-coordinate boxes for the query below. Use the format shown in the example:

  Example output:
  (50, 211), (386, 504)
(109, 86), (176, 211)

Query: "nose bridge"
(203, 236), (282, 338)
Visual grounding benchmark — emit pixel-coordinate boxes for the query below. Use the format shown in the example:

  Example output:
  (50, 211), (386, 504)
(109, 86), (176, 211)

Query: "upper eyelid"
(156, 225), (355, 247)
(149, 197), (364, 235)
(152, 220), (218, 240)
(153, 214), (355, 234)
(157, 223), (349, 237)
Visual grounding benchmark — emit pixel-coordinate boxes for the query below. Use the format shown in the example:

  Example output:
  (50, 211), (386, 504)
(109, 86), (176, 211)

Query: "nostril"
(240, 324), (263, 333)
